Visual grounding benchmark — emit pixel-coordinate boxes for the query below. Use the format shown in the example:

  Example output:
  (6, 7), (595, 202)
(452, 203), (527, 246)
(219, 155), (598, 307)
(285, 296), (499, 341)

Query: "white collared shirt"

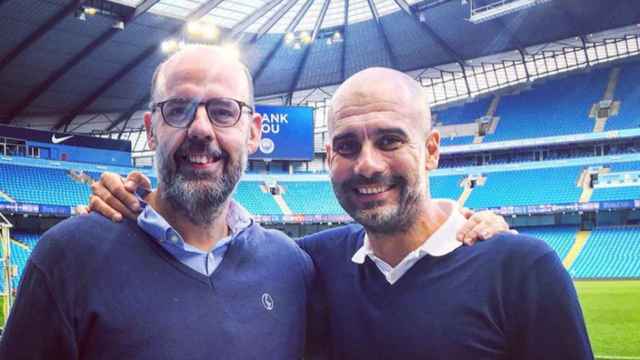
(351, 199), (466, 285)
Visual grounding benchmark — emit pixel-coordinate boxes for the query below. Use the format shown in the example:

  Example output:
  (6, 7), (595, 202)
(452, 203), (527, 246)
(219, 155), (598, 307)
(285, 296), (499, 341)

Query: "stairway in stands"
(563, 230), (591, 270)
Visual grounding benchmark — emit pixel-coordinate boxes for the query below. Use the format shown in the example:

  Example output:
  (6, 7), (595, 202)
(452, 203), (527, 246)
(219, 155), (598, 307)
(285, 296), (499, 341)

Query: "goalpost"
(0, 212), (13, 327)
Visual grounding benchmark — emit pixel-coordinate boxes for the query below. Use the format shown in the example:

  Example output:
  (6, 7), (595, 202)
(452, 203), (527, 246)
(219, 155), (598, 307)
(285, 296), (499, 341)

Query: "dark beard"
(155, 138), (245, 225)
(333, 174), (422, 234)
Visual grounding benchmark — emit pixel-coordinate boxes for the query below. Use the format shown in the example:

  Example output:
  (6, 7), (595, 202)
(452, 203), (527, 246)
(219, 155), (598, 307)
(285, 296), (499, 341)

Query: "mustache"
(342, 174), (401, 189)
(175, 139), (229, 161)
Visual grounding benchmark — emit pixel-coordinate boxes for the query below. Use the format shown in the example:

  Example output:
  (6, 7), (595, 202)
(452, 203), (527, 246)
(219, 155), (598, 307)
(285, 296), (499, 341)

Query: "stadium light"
(468, 0), (552, 24)
(83, 7), (98, 16)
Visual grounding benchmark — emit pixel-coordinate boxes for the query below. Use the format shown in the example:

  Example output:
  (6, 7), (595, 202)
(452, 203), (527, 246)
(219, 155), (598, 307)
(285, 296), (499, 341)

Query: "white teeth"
(188, 154), (210, 164)
(356, 186), (389, 195)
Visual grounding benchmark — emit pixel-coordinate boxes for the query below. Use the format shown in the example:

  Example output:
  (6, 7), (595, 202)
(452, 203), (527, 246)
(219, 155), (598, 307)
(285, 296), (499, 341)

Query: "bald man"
(298, 68), (593, 359)
(0, 46), (314, 359)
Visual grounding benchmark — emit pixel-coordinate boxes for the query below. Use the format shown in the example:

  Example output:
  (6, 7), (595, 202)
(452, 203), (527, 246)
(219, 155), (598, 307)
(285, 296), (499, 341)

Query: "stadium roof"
(0, 0), (639, 131)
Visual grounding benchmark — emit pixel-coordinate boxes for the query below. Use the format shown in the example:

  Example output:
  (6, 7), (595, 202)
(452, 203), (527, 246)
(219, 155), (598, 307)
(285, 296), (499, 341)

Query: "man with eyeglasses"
(0, 45), (510, 359)
(0, 45), (314, 359)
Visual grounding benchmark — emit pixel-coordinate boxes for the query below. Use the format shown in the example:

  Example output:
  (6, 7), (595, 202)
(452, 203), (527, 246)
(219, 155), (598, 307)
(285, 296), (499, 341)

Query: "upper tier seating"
(485, 68), (609, 142)
(570, 226), (640, 278)
(606, 61), (640, 130)
(591, 161), (640, 202)
(465, 166), (583, 208)
(435, 98), (490, 146)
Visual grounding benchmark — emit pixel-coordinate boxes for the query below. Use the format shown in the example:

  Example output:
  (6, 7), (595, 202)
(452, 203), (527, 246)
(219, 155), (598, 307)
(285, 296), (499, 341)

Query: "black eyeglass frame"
(150, 97), (254, 128)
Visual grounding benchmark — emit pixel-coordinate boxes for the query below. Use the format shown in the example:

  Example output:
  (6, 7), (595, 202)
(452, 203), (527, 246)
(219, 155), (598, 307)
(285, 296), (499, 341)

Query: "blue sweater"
(299, 225), (593, 360)
(0, 213), (314, 359)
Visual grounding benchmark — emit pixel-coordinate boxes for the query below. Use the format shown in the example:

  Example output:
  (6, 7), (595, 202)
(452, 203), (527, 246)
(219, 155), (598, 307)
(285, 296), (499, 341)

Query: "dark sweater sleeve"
(0, 260), (78, 360)
(511, 251), (594, 360)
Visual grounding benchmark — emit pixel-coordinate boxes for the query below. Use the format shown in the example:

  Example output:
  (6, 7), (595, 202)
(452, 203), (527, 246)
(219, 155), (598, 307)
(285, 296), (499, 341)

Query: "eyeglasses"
(151, 97), (253, 128)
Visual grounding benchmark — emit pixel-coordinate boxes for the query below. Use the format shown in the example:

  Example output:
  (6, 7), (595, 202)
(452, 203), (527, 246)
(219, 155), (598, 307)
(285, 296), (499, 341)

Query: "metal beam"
(341, 0), (348, 81)
(105, 95), (149, 132)
(392, 0), (464, 64)
(252, 0), (315, 81)
(246, 0), (301, 43)
(365, 0), (397, 68)
(0, 0), (86, 74)
(228, 0), (286, 40)
(2, 0), (160, 125)
(50, 0), (227, 131)
(289, 0), (332, 95)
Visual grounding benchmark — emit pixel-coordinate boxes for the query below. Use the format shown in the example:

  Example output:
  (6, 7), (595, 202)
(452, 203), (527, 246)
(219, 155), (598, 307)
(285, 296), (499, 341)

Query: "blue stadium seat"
(485, 69), (609, 141)
(465, 166), (583, 208)
(570, 226), (640, 278)
(233, 182), (282, 215)
(519, 226), (577, 260)
(281, 182), (346, 215)
(606, 61), (640, 130)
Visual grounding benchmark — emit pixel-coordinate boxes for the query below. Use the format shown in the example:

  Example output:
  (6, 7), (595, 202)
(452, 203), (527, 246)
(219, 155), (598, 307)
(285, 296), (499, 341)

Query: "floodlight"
(161, 39), (178, 53)
(284, 32), (295, 44)
(84, 7), (98, 16)
(187, 22), (202, 36)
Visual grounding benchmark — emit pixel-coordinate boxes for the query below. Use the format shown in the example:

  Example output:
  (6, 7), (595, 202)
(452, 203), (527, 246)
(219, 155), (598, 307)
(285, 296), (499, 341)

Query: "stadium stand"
(11, 231), (39, 249)
(485, 68), (610, 142)
(280, 182), (345, 215)
(591, 161), (640, 202)
(0, 164), (91, 206)
(464, 166), (583, 208)
(606, 61), (640, 130)
(570, 226), (640, 278)
(233, 182), (283, 215)
(519, 226), (577, 260)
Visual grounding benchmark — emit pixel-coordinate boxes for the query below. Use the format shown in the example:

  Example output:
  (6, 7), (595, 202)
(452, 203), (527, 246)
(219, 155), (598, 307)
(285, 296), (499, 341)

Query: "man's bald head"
(328, 67), (430, 135)
(149, 45), (254, 109)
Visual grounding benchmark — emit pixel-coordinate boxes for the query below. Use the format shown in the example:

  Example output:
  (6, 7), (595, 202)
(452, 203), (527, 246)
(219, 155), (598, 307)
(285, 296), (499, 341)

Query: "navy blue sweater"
(0, 213), (314, 359)
(299, 224), (593, 360)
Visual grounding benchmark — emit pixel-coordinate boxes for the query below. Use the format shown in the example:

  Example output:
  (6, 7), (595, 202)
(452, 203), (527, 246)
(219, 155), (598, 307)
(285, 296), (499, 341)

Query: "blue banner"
(251, 105), (314, 161)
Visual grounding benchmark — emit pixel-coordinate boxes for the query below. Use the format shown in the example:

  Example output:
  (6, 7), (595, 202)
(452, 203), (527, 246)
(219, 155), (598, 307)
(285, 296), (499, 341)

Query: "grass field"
(576, 280), (640, 359)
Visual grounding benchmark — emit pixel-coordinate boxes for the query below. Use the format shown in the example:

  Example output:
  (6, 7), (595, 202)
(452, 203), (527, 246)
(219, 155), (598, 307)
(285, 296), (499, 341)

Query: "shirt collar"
(137, 197), (253, 254)
(352, 199), (465, 264)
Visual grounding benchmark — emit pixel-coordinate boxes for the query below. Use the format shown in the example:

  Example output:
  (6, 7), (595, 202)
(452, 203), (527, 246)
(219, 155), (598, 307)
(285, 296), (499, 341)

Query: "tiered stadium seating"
(11, 231), (40, 249)
(570, 226), (640, 278)
(233, 181), (282, 215)
(436, 98), (490, 146)
(0, 164), (91, 206)
(519, 226), (577, 260)
(0, 241), (31, 291)
(281, 182), (345, 215)
(465, 166), (583, 208)
(606, 61), (640, 130)
(485, 68), (609, 142)
(431, 175), (466, 200)
(591, 161), (640, 202)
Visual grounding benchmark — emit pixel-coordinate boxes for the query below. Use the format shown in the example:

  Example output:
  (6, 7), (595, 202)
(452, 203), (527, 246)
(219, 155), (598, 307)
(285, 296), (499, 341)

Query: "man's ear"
(143, 112), (156, 151)
(425, 129), (440, 171)
(247, 112), (263, 154)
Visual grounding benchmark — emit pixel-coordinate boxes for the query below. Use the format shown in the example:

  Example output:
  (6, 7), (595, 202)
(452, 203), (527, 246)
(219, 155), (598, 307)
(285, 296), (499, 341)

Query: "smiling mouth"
(353, 184), (395, 195)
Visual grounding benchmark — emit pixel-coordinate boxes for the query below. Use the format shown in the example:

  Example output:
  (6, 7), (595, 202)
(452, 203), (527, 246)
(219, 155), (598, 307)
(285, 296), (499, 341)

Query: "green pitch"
(576, 280), (640, 359)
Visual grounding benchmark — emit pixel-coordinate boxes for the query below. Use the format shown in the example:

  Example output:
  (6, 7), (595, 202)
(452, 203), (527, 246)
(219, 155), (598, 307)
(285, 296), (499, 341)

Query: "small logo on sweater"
(261, 293), (274, 311)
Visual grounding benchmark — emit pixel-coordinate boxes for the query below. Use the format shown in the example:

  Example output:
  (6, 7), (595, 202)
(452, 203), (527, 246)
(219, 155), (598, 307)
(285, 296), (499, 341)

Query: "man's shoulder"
(297, 224), (364, 259)
(32, 212), (140, 266)
(467, 232), (556, 267)
(243, 223), (311, 260)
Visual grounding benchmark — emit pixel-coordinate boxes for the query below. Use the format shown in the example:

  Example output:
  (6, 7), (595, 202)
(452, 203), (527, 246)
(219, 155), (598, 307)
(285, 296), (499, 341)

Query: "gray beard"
(333, 175), (422, 234)
(155, 148), (246, 226)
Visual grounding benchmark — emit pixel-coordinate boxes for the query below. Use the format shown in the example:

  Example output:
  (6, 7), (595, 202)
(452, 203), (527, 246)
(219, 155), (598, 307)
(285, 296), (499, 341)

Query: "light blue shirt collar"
(137, 197), (252, 276)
